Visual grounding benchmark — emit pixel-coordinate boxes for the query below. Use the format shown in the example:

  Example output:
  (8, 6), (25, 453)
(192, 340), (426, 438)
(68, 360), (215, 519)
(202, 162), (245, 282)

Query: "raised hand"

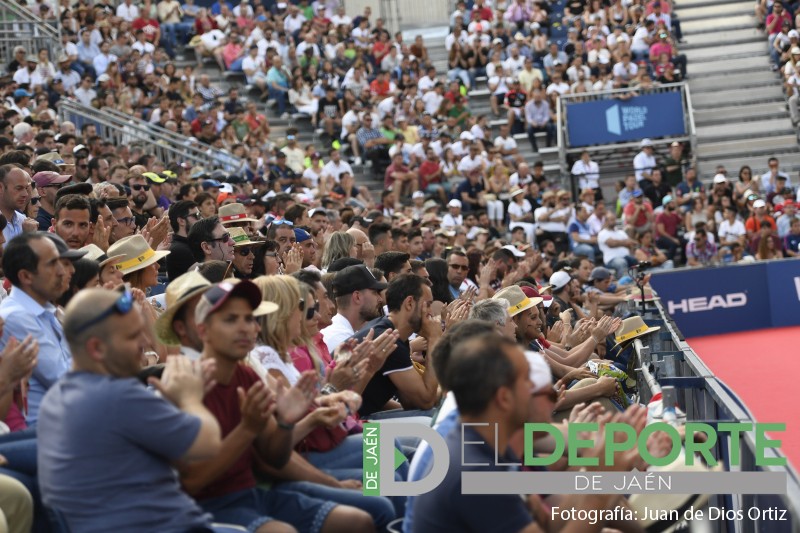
(237, 380), (275, 435)
(148, 356), (205, 408)
(274, 371), (318, 425)
(92, 217), (111, 251)
(282, 244), (303, 274)
(0, 335), (38, 385)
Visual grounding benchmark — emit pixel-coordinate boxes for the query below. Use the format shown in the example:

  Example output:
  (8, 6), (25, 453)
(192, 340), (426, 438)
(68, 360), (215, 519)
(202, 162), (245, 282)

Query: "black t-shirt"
(318, 96), (339, 121)
(412, 424), (532, 533)
(506, 89), (526, 108)
(642, 180), (672, 209)
(350, 316), (413, 417)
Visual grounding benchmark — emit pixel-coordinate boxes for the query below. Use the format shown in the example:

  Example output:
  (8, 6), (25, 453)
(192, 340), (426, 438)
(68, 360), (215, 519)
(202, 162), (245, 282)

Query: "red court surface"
(688, 327), (800, 471)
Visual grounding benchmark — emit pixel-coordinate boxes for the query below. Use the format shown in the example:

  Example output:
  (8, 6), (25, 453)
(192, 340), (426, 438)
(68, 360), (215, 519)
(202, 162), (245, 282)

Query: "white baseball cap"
(447, 199), (462, 209)
(549, 270), (572, 291)
(501, 244), (526, 258)
(712, 174), (728, 184)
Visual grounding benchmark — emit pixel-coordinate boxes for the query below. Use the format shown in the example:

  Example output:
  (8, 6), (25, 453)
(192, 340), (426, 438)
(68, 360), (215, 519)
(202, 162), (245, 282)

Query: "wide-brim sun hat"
(107, 234), (170, 275)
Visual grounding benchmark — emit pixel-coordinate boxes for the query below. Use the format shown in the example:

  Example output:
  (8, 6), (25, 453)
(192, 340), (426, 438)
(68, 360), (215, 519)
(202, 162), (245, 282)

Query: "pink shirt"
(650, 42), (673, 59)
(289, 333), (333, 380)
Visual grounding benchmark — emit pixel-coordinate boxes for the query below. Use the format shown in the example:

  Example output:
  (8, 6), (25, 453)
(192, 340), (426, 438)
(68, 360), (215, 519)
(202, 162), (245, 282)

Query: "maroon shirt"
(195, 363), (260, 501)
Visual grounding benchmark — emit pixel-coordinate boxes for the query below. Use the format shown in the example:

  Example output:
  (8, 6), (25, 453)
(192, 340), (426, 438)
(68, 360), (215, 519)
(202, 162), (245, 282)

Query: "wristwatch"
(320, 383), (339, 396)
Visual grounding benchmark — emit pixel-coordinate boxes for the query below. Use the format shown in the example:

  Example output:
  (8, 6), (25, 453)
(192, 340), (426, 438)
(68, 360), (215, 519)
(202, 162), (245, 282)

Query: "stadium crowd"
(0, 0), (794, 531)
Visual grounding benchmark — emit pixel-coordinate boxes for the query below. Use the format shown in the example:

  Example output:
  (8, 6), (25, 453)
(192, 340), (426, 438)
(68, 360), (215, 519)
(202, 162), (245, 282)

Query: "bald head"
(64, 289), (122, 355)
(346, 228), (368, 259)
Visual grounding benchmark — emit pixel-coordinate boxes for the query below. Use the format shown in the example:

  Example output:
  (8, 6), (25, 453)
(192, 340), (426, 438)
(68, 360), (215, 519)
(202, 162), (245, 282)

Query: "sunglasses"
(209, 232), (232, 243)
(42, 182), (65, 189)
(304, 300), (319, 320)
(73, 290), (133, 334)
(448, 264), (469, 271)
(235, 246), (254, 256)
(131, 184), (151, 191)
(183, 211), (201, 219)
(30, 197), (40, 205)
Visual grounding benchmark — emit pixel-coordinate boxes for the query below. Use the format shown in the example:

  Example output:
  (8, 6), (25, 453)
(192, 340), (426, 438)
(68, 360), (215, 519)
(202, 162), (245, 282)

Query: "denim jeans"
(268, 86), (288, 115)
(275, 481), (396, 529)
(606, 255), (638, 278)
(572, 243), (598, 262)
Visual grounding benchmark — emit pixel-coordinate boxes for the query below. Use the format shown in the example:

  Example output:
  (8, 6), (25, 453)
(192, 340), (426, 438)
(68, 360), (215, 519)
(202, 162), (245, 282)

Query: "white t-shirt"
(598, 228), (631, 262)
(571, 159), (600, 189)
(442, 213), (463, 228)
(321, 160), (353, 184)
(494, 135), (518, 153)
(718, 219), (746, 244)
(535, 206), (567, 233)
(508, 199), (533, 220)
(633, 151), (656, 182)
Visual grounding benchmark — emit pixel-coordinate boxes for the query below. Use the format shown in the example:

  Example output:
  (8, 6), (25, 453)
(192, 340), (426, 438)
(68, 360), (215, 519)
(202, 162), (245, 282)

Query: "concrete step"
(682, 14), (754, 35)
(687, 55), (772, 76)
(695, 117), (795, 142)
(691, 85), (784, 107)
(696, 135), (799, 159)
(681, 28), (763, 49)
(677, 0), (749, 7)
(678, 0), (752, 22)
(688, 70), (779, 93)
(692, 101), (790, 125)
(684, 41), (766, 62)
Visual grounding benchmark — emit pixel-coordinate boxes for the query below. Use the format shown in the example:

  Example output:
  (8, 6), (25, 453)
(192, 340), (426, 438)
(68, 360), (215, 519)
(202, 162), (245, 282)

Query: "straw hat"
(493, 285), (542, 317)
(219, 202), (258, 225)
(78, 243), (124, 268)
(228, 227), (265, 248)
(612, 316), (660, 347)
(626, 285), (657, 302)
(108, 235), (170, 275)
(154, 271), (213, 346)
(509, 186), (526, 198)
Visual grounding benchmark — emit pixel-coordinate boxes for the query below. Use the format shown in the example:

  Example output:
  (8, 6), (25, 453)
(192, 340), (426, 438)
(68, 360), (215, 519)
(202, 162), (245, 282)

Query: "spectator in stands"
(784, 217), (800, 256)
(623, 189), (655, 236)
(167, 200), (200, 280)
(686, 226), (718, 266)
(320, 264), (385, 353)
(38, 287), (230, 532)
(633, 138), (656, 183)
(53, 194), (91, 250)
(761, 157), (791, 194)
(745, 198), (777, 239)
(598, 213), (638, 277)
(0, 232), (70, 424)
(675, 167), (706, 212)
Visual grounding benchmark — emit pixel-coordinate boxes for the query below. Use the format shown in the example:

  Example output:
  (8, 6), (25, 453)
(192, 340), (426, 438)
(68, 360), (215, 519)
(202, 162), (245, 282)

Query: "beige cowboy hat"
(154, 270), (213, 346)
(78, 243), (124, 268)
(612, 316), (660, 348)
(493, 285), (542, 318)
(219, 202), (259, 225)
(108, 235), (170, 275)
(509, 186), (526, 198)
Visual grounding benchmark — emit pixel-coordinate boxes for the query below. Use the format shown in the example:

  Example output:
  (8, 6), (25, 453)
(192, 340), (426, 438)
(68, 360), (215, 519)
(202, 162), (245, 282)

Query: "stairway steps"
(688, 70), (779, 92)
(695, 117), (795, 142)
(692, 101), (791, 125)
(682, 14), (754, 35)
(697, 153), (800, 175)
(691, 85), (784, 107)
(678, 1), (752, 22)
(681, 28), (763, 49)
(687, 55), (772, 76)
(696, 135), (799, 159)
(684, 41), (766, 62)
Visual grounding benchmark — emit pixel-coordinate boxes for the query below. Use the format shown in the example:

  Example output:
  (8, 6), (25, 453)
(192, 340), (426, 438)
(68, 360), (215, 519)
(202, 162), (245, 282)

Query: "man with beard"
(53, 194), (91, 250)
(350, 273), (442, 418)
(188, 216), (234, 265)
(106, 198), (136, 245)
(0, 233), (72, 424)
(320, 264), (386, 353)
(227, 228), (263, 279)
(445, 249), (469, 299)
(33, 170), (71, 231)
(167, 200), (201, 280)
(125, 173), (154, 229)
(294, 228), (318, 271)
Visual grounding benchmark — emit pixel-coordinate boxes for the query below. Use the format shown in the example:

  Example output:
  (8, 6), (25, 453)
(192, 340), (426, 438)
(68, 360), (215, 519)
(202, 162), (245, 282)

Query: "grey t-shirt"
(38, 371), (210, 533)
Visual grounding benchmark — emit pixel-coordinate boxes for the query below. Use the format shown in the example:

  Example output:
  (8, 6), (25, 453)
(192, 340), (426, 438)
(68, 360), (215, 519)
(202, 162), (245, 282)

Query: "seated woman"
(634, 230), (674, 271)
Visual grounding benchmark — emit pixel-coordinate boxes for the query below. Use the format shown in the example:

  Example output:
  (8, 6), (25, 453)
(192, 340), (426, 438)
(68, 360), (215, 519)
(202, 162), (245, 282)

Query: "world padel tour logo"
(362, 422), (787, 497)
(606, 104), (648, 135)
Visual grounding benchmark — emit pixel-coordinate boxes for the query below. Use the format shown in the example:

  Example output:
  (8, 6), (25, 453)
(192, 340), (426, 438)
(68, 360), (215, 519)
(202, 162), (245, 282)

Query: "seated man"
(37, 288), (234, 533)
(597, 213), (638, 278)
(412, 332), (637, 533)
(350, 274), (442, 419)
(179, 280), (376, 532)
(685, 226), (718, 267)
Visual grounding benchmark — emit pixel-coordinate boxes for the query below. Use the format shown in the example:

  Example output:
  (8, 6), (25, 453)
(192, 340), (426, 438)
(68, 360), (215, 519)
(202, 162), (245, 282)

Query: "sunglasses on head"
(131, 184), (150, 191)
(272, 219), (294, 227)
(73, 290), (134, 334)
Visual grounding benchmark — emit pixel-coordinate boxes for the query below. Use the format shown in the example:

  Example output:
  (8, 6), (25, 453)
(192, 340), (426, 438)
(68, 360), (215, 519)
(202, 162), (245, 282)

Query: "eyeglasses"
(116, 216), (135, 227)
(73, 290), (134, 334)
(131, 184), (150, 191)
(271, 219), (294, 227)
(448, 263), (469, 271)
(235, 246), (254, 256)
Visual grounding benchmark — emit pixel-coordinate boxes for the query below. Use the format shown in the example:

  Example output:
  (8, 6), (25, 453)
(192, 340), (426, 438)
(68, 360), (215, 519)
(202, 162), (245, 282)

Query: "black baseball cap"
(328, 257), (363, 273)
(332, 264), (387, 296)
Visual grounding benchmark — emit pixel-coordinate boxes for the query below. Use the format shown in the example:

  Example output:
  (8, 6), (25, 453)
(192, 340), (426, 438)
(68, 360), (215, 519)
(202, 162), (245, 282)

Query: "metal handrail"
(559, 81), (687, 104)
(683, 83), (699, 173)
(0, 0), (60, 73)
(58, 99), (243, 171)
(0, 0), (59, 37)
(632, 295), (800, 532)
